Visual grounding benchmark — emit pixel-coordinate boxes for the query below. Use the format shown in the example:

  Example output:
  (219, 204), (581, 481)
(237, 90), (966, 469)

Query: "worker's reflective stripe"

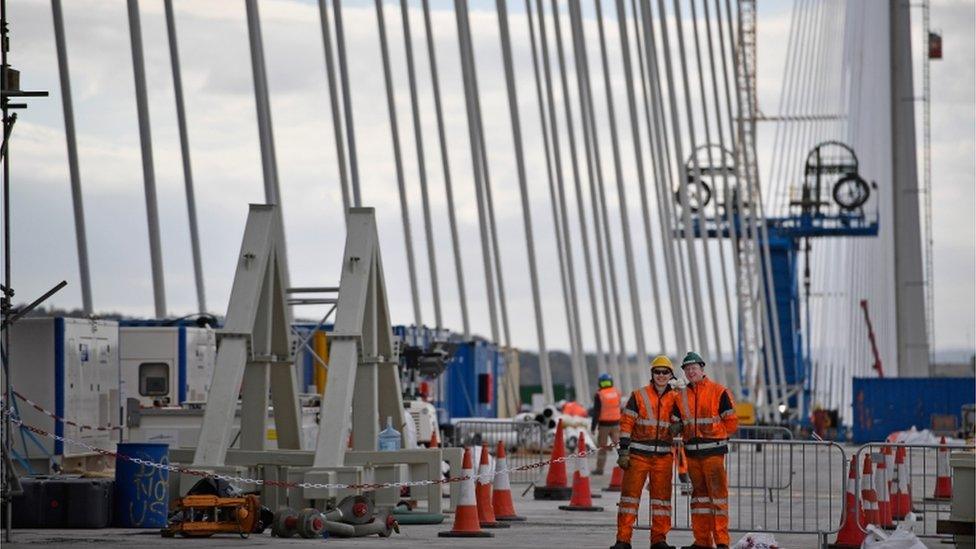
(637, 388), (655, 423)
(618, 507), (638, 515)
(629, 442), (671, 454)
(679, 390), (693, 419)
(692, 416), (720, 425)
(690, 496), (711, 503)
(649, 499), (671, 506)
(691, 508), (713, 515)
(713, 508), (728, 516)
(685, 441), (728, 451)
(711, 498), (728, 506)
(623, 408), (638, 417)
(721, 408), (736, 418)
(619, 496), (641, 504)
(651, 509), (671, 516)
(635, 417), (671, 427)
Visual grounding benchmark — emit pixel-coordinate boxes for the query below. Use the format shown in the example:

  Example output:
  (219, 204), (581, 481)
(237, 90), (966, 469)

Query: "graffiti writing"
(126, 452), (169, 527)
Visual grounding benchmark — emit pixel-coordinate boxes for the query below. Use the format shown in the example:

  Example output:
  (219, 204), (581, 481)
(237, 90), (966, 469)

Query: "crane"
(860, 299), (884, 378)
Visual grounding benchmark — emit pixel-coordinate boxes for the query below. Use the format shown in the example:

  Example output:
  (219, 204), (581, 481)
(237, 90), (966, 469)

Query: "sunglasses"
(652, 369), (672, 376)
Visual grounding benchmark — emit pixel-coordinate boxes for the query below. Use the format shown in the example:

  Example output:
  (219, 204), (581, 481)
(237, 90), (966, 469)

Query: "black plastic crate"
(11, 476), (114, 528)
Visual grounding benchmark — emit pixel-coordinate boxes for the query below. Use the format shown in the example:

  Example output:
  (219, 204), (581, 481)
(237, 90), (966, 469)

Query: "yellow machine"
(161, 494), (261, 538)
(735, 402), (757, 426)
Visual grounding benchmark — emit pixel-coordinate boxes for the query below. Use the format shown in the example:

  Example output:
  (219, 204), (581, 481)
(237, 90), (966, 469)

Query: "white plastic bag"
(732, 532), (779, 549)
(861, 519), (926, 549)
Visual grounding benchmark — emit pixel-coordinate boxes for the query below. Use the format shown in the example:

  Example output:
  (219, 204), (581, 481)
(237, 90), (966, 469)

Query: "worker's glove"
(668, 420), (684, 436)
(668, 378), (688, 391)
(616, 451), (631, 470)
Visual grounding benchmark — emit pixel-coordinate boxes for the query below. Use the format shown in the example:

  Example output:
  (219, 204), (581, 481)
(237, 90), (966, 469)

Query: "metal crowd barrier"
(446, 420), (545, 484)
(852, 441), (976, 541)
(664, 439), (847, 546)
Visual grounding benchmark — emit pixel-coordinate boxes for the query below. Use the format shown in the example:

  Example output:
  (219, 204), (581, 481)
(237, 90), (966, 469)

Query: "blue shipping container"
(852, 377), (976, 443)
(442, 341), (497, 420)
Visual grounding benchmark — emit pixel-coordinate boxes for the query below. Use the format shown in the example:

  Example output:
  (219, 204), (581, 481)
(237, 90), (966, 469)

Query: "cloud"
(3, 0), (973, 359)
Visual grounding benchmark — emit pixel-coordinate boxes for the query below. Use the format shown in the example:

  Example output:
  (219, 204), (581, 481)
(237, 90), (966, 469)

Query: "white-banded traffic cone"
(558, 438), (603, 512)
(891, 446), (912, 520)
(534, 419), (572, 500)
(875, 452), (893, 528)
(476, 445), (509, 529)
(438, 448), (492, 538)
(860, 454), (879, 527)
(492, 441), (525, 521)
(830, 458), (866, 548)
(933, 436), (952, 500)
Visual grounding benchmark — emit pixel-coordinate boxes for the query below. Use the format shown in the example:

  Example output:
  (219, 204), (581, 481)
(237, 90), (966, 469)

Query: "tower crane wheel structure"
(675, 145), (739, 214)
(685, 141), (880, 423)
(796, 141), (874, 214)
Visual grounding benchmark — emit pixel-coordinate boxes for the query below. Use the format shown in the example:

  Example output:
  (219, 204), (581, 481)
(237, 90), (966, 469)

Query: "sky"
(2, 0), (974, 356)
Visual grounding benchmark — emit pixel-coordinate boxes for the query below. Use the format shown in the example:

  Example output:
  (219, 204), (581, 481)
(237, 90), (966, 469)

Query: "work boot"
(650, 542), (674, 549)
(716, 546), (729, 549)
(610, 542), (632, 549)
(680, 545), (712, 549)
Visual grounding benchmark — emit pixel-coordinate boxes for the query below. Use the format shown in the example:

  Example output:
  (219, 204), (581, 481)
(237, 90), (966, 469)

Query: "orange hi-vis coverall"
(676, 376), (739, 548)
(616, 384), (681, 546)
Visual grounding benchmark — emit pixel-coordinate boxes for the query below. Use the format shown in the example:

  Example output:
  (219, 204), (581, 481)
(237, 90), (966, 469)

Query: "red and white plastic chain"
(11, 390), (123, 432)
(2, 407), (618, 490)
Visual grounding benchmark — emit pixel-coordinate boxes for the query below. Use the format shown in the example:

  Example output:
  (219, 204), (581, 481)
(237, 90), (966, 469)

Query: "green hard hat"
(681, 351), (705, 368)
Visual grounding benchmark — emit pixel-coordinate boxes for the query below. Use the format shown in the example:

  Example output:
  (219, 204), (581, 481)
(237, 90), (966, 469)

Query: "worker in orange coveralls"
(591, 373), (622, 475)
(611, 355), (682, 549)
(674, 352), (739, 549)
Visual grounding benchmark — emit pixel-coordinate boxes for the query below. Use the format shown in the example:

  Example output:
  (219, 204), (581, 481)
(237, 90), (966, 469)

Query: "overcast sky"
(2, 0), (974, 354)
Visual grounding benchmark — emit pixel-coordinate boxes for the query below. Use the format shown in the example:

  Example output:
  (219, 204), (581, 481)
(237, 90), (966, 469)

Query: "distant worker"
(590, 373), (622, 475)
(612, 356), (682, 549)
(674, 352), (739, 549)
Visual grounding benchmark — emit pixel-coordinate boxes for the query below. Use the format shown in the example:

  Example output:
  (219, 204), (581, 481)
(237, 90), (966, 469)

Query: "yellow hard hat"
(650, 355), (674, 372)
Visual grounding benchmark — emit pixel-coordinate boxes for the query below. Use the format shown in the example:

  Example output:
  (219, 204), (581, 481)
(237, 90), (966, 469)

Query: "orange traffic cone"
(439, 448), (492, 538)
(875, 452), (894, 528)
(429, 429), (440, 449)
(534, 419), (573, 500)
(891, 446), (912, 519)
(475, 446), (510, 529)
(860, 454), (879, 527)
(492, 441), (525, 521)
(604, 466), (624, 492)
(558, 437), (603, 512)
(830, 458), (866, 548)
(933, 436), (952, 500)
